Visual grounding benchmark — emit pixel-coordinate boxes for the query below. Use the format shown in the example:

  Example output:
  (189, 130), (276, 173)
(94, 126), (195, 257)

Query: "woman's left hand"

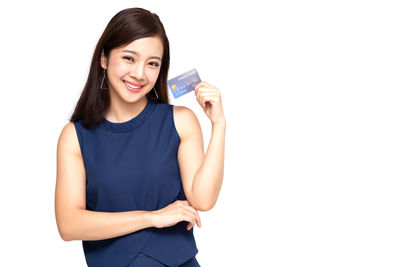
(194, 81), (225, 125)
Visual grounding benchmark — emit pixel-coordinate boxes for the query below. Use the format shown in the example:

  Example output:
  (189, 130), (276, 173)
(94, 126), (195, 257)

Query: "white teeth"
(124, 81), (142, 89)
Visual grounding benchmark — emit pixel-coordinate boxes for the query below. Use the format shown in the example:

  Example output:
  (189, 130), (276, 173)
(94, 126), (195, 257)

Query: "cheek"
(147, 69), (161, 83)
(109, 61), (128, 78)
(113, 66), (128, 78)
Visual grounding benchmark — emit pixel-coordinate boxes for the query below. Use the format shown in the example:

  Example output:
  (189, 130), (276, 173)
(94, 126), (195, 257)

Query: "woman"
(55, 7), (226, 267)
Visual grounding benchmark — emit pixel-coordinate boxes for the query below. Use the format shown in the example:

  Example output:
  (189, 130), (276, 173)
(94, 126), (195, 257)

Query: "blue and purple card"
(168, 68), (201, 98)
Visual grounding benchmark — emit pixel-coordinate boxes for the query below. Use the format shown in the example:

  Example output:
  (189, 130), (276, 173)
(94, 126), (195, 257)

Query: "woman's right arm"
(55, 122), (155, 242)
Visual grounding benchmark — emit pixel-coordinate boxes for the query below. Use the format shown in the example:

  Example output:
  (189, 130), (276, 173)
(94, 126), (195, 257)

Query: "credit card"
(168, 68), (201, 98)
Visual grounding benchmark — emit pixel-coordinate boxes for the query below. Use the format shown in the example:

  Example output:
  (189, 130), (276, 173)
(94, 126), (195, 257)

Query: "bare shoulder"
(57, 121), (82, 158)
(172, 105), (202, 141)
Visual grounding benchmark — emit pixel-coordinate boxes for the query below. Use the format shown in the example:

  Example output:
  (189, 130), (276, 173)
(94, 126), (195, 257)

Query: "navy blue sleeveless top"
(73, 99), (198, 267)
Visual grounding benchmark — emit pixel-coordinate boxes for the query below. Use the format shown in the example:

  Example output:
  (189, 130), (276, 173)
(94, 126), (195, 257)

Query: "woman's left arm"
(174, 81), (226, 212)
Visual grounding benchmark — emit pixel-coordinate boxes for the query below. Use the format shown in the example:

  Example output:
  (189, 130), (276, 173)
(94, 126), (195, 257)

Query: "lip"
(123, 80), (145, 86)
(124, 81), (143, 92)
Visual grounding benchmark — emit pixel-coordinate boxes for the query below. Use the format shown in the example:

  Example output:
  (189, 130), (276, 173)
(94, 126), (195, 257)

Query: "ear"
(100, 49), (108, 69)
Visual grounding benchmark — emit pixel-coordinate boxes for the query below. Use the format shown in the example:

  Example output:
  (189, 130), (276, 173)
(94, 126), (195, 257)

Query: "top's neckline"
(100, 100), (157, 133)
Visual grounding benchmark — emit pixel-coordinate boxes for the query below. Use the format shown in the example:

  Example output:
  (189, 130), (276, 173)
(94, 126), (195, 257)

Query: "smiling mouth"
(123, 81), (144, 90)
(124, 81), (144, 92)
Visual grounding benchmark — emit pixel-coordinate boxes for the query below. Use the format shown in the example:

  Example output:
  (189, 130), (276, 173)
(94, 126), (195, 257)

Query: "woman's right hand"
(151, 200), (202, 231)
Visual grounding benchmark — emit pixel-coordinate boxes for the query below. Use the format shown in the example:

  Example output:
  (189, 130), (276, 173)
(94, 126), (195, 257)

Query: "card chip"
(167, 68), (201, 99)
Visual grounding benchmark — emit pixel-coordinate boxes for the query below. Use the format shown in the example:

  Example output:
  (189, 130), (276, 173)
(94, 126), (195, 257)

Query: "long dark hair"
(70, 7), (170, 129)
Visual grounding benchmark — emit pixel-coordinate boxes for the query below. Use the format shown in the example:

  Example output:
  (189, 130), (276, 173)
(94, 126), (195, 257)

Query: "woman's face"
(100, 36), (163, 103)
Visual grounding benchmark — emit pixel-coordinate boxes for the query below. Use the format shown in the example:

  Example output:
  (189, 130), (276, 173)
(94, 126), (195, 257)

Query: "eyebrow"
(122, 50), (162, 61)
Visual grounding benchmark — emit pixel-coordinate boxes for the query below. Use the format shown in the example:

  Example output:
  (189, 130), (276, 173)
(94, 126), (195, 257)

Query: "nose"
(130, 62), (145, 81)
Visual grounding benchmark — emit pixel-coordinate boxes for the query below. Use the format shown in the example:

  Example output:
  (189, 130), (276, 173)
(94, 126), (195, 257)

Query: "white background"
(0, 0), (399, 266)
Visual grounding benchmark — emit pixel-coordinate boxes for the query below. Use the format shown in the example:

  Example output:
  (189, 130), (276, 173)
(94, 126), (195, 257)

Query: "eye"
(149, 62), (160, 67)
(123, 56), (134, 61)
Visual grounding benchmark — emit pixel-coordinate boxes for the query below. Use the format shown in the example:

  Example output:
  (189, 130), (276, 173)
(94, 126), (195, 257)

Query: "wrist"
(146, 210), (159, 228)
(212, 118), (226, 128)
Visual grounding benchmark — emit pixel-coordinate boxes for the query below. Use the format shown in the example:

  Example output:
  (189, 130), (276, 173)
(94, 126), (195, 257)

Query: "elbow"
(58, 228), (72, 242)
(56, 220), (74, 242)
(61, 234), (72, 242)
(58, 225), (73, 242)
(55, 208), (80, 241)
(193, 200), (215, 212)
(189, 192), (218, 212)
(189, 185), (218, 211)
(196, 205), (212, 212)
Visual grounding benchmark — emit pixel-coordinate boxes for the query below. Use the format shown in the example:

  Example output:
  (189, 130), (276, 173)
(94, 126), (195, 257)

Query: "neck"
(105, 95), (149, 123)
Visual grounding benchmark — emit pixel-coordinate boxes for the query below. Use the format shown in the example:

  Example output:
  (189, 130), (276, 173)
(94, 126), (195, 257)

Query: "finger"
(194, 82), (203, 96)
(199, 95), (218, 109)
(181, 212), (192, 229)
(195, 86), (216, 98)
(184, 207), (200, 228)
(198, 91), (218, 98)
(179, 200), (193, 208)
(194, 81), (215, 95)
(186, 208), (197, 225)
(197, 92), (216, 108)
(196, 87), (216, 94)
(182, 204), (198, 217)
(196, 210), (202, 228)
(182, 200), (198, 208)
(201, 81), (217, 88)
(183, 212), (196, 230)
(198, 93), (218, 105)
(196, 81), (216, 89)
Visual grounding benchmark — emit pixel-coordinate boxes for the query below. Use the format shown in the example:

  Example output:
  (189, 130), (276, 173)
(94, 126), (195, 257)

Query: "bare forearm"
(192, 121), (226, 210)
(61, 209), (154, 241)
